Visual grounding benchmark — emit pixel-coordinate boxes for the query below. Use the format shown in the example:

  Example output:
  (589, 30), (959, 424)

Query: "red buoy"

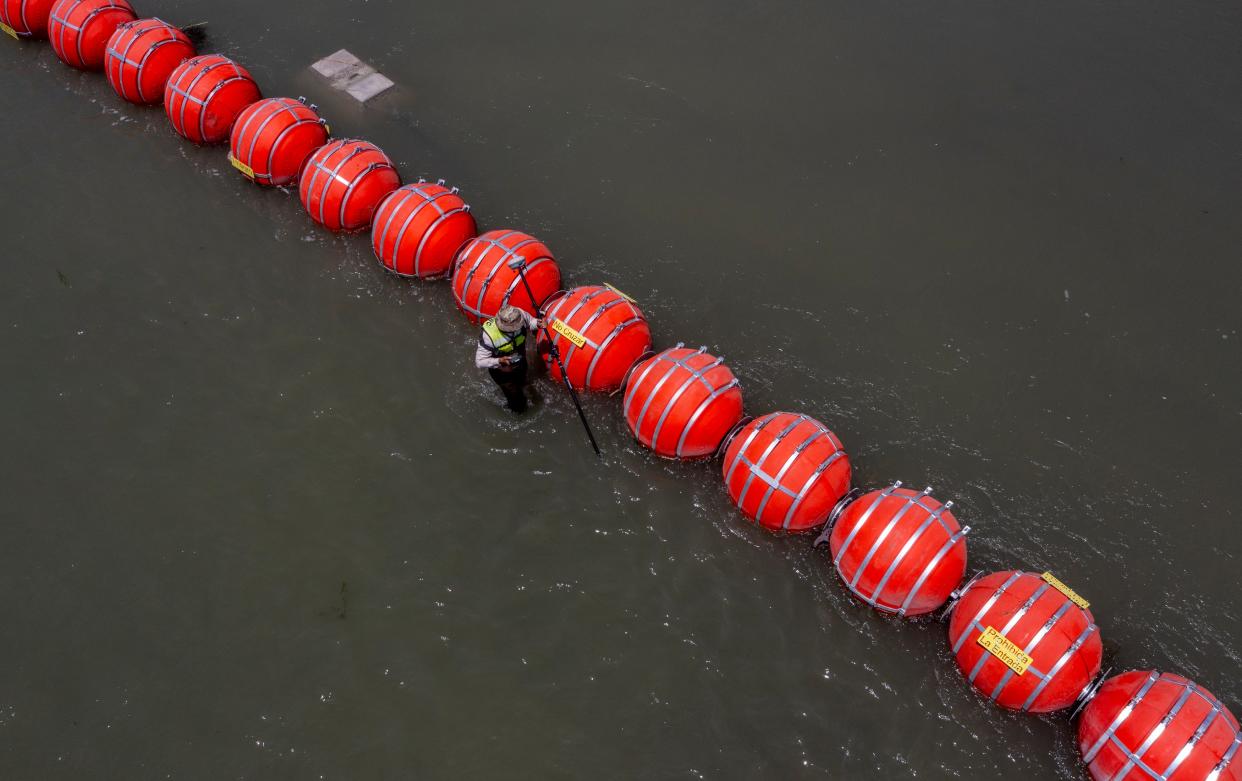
(948, 570), (1102, 713)
(541, 286), (652, 392)
(623, 345), (743, 459)
(451, 230), (561, 324)
(48, 0), (135, 70)
(721, 412), (850, 533)
(298, 139), (401, 232)
(371, 180), (477, 278)
(228, 97), (329, 187)
(104, 18), (195, 105)
(164, 55), (261, 145)
(1, 0), (55, 38)
(1078, 671), (1241, 781)
(824, 482), (967, 614)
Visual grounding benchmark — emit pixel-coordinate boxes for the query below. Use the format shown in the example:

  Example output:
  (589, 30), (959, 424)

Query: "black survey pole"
(508, 259), (602, 457)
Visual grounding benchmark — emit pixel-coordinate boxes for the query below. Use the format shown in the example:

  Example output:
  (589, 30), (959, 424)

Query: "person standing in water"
(475, 305), (542, 412)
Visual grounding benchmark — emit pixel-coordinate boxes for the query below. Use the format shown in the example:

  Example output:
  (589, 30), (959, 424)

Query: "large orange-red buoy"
(103, 18), (195, 105)
(721, 412), (850, 533)
(1, 0), (55, 38)
(371, 180), (477, 278)
(298, 139), (401, 232)
(623, 345), (743, 459)
(1077, 670), (1241, 781)
(821, 482), (967, 614)
(948, 570), (1102, 713)
(228, 97), (329, 187)
(541, 286), (652, 392)
(48, 0), (134, 70)
(451, 230), (561, 324)
(164, 54), (261, 145)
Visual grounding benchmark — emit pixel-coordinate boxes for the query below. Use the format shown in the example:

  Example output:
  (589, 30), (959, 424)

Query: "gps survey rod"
(507, 257), (602, 457)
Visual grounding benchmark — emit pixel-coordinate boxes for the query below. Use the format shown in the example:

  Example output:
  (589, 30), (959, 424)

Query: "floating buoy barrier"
(451, 230), (561, 323)
(164, 54), (261, 145)
(371, 180), (477, 279)
(948, 570), (1102, 713)
(541, 285), (652, 392)
(103, 18), (194, 105)
(622, 345), (743, 459)
(7, 10), (1239, 778)
(298, 138), (400, 232)
(1077, 670), (1241, 781)
(1, 0), (54, 38)
(48, 0), (134, 70)
(720, 412), (850, 533)
(820, 482), (967, 615)
(228, 97), (329, 187)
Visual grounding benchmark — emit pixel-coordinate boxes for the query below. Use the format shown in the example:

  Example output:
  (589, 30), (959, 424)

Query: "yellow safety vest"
(481, 318), (526, 356)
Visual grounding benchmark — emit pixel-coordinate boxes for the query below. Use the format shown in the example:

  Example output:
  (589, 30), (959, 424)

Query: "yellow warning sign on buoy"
(550, 318), (587, 348)
(977, 626), (1032, 675)
(604, 283), (637, 303)
(1041, 572), (1090, 611)
(228, 154), (255, 180)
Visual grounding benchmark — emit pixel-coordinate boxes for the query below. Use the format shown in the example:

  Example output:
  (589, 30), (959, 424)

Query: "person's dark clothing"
(488, 362), (528, 413)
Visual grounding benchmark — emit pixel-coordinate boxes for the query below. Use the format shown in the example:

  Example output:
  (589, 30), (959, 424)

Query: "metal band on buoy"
(166, 55), (253, 142)
(764, 420), (842, 529)
(832, 483), (906, 569)
(1, 0), (51, 38)
(623, 346), (742, 459)
(821, 482), (967, 614)
(649, 352), (727, 455)
(897, 522), (969, 616)
(846, 488), (950, 598)
(949, 571), (1023, 653)
(624, 346), (713, 444)
(722, 413), (781, 484)
(583, 313), (644, 388)
(721, 412), (850, 532)
(543, 287), (647, 391)
(455, 232), (550, 320)
(674, 375), (741, 459)
(948, 571), (1101, 712)
(51, 0), (133, 68)
(1017, 621), (1097, 711)
(256, 100), (325, 184)
(373, 181), (470, 278)
(105, 18), (190, 104)
(298, 139), (398, 231)
(728, 414), (812, 513)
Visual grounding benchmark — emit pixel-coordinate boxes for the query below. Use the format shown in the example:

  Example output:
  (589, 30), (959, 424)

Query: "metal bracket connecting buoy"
(939, 569), (986, 622)
(812, 486), (867, 548)
(1070, 666), (1113, 720)
(714, 415), (754, 462)
(613, 347), (663, 398)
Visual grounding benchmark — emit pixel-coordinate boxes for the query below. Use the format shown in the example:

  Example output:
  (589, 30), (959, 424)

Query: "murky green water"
(2, 1), (1239, 778)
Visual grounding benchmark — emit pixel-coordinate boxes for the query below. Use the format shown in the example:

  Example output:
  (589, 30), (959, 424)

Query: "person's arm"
(475, 335), (502, 369)
(523, 310), (542, 331)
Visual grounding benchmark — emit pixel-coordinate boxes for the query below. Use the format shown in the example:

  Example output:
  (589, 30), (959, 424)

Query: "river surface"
(2, 1), (1240, 778)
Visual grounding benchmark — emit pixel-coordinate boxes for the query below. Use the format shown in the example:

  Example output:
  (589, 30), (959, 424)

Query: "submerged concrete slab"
(345, 72), (395, 103)
(311, 49), (365, 81)
(311, 49), (394, 102)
